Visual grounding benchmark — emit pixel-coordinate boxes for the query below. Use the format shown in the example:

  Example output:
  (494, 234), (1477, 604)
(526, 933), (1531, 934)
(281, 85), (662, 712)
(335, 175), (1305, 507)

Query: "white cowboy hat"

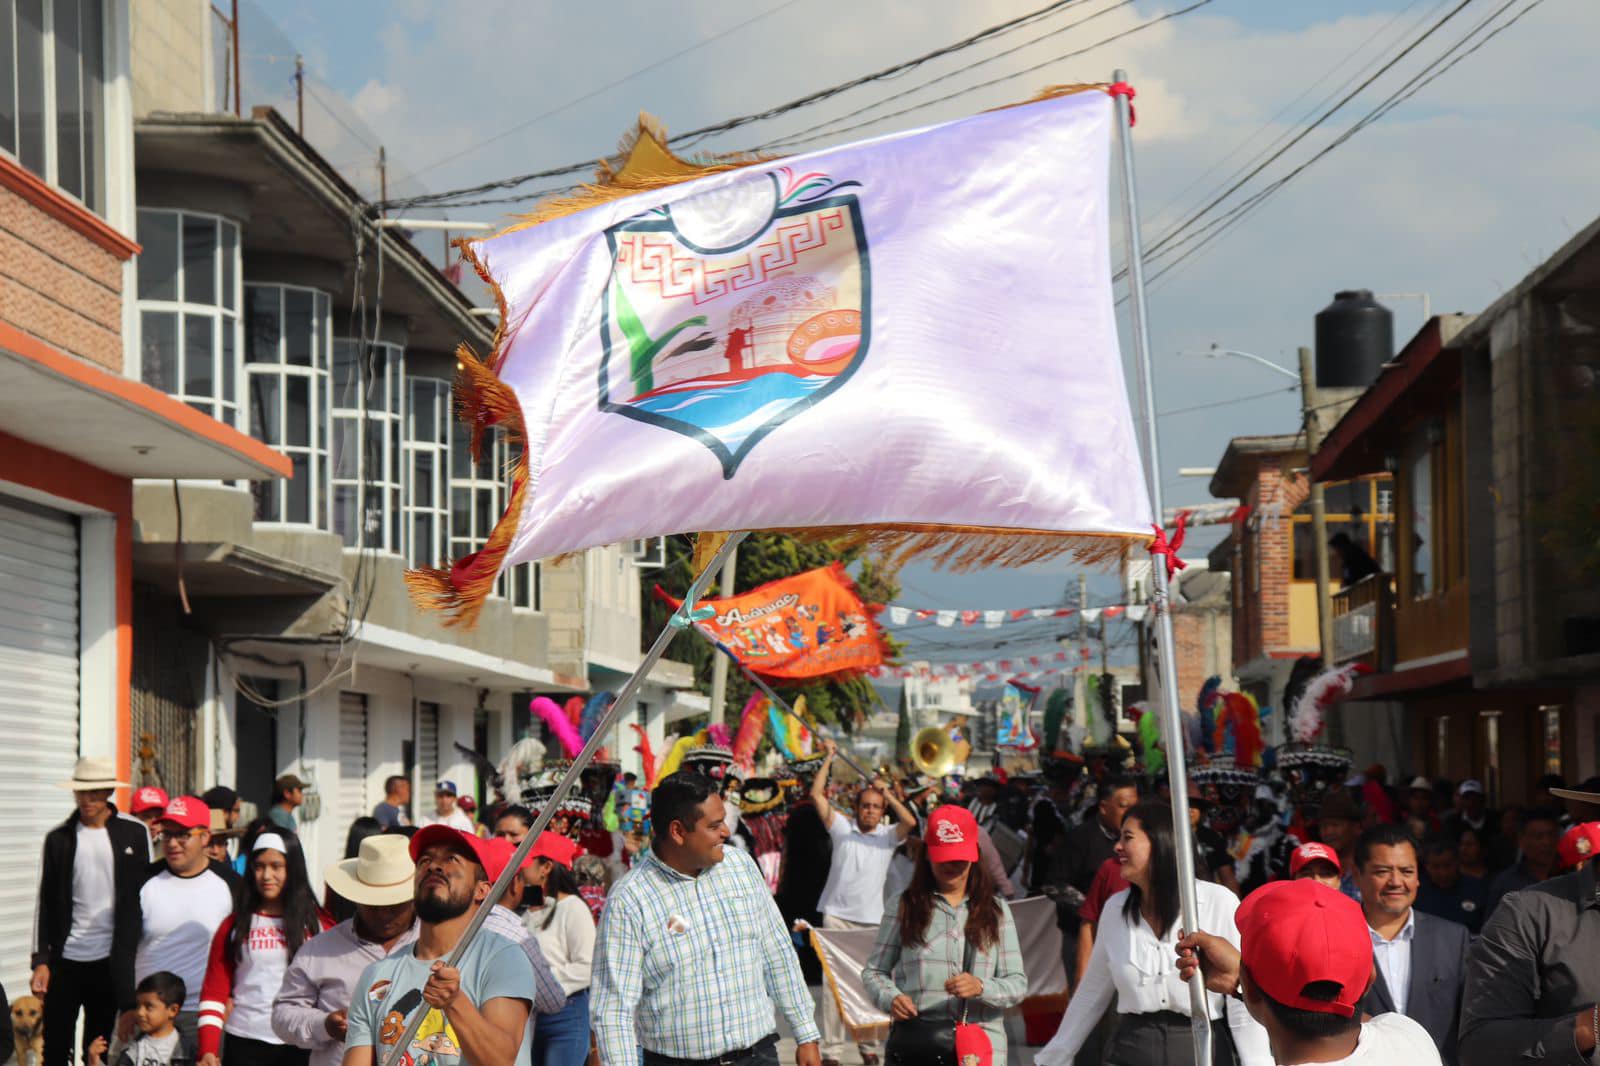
(57, 756), (128, 792)
(324, 835), (415, 906)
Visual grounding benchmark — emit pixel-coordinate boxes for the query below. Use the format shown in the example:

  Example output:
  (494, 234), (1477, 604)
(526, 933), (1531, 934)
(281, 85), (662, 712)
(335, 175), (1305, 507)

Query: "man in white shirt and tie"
(1353, 823), (1469, 1065)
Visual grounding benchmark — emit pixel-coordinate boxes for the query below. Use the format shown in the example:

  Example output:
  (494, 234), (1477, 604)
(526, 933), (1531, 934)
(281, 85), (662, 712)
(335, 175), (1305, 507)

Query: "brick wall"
(1171, 606), (1230, 702)
(0, 185), (124, 371)
(1231, 454), (1310, 671)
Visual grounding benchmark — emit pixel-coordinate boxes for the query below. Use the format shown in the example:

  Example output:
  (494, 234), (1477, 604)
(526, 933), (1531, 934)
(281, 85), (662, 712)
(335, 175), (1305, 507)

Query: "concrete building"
(1314, 220), (1600, 797)
(115, 0), (697, 890)
(0, 0), (290, 990)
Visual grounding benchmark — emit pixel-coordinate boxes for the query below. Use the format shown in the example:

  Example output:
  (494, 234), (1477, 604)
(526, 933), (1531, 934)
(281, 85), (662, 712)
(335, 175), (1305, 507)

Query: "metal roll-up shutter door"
(420, 702), (439, 792)
(338, 693), (368, 830)
(0, 496), (80, 991)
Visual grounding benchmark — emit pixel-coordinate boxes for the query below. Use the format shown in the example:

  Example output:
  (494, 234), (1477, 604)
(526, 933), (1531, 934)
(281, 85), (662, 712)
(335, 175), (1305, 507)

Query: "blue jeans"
(534, 988), (591, 1066)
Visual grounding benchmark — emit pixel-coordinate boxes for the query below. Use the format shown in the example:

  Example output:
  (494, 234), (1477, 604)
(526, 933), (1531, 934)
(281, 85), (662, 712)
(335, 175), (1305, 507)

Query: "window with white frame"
(331, 339), (404, 553)
(0, 0), (105, 212)
(450, 419), (504, 596)
(246, 284), (331, 526)
(137, 209), (240, 425)
(405, 377), (450, 569)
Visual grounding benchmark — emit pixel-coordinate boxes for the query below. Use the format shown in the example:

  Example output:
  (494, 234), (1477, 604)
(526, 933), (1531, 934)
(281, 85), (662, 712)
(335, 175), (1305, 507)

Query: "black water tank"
(1315, 289), (1393, 388)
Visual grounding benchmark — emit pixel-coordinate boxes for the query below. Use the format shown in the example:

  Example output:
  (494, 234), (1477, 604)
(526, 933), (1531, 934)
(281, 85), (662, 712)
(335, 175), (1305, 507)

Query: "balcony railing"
(1332, 573), (1394, 669)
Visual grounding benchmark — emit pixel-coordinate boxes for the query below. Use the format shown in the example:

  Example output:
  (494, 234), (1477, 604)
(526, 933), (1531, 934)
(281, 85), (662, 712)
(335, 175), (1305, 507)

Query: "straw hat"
(57, 757), (128, 792)
(324, 835), (415, 906)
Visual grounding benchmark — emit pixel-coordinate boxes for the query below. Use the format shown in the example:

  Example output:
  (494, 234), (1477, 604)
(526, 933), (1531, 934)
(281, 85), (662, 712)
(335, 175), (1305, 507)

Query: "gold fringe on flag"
(407, 87), (1138, 629)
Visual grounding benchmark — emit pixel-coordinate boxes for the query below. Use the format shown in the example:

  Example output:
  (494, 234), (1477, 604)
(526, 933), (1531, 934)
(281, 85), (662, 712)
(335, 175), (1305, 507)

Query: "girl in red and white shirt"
(198, 827), (332, 1066)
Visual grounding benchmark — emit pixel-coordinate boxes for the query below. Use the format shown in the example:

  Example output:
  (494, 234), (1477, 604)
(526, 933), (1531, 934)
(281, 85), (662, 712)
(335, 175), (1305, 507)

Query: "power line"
(1158, 384), (1299, 417)
(759, 0), (1217, 154)
(749, 0), (1134, 152)
(1130, 0), (1481, 272)
(384, 0), (1119, 210)
(1138, 0), (1542, 292)
(405, 0), (807, 181)
(1139, 0), (1444, 236)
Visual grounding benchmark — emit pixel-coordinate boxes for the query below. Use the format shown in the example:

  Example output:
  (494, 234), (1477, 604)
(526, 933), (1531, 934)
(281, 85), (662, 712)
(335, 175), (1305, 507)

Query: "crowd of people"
(19, 733), (1600, 1066)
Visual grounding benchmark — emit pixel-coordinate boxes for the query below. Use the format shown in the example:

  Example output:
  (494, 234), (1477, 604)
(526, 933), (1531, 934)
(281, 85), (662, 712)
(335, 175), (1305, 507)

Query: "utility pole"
(1299, 345), (1337, 670)
(294, 55), (304, 136)
(230, 0), (241, 118)
(378, 146), (388, 215)
(706, 540), (739, 725)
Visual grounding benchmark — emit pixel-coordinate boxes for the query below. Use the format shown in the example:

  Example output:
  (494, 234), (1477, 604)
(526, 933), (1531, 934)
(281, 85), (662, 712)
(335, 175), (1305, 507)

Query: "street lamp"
(1178, 343), (1301, 382)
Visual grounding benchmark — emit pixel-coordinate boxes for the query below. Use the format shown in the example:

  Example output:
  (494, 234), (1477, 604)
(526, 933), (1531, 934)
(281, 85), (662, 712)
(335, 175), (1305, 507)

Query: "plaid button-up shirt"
(592, 845), (820, 1064)
(861, 895), (1027, 1060)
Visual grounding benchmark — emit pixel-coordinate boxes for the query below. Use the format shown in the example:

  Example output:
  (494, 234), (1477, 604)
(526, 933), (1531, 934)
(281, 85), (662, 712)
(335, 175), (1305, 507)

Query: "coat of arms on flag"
(599, 167), (868, 477)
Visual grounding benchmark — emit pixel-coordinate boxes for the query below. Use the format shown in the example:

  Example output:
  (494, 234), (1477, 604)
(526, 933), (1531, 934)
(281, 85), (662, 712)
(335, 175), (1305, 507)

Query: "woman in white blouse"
(521, 832), (596, 1066)
(1036, 801), (1272, 1066)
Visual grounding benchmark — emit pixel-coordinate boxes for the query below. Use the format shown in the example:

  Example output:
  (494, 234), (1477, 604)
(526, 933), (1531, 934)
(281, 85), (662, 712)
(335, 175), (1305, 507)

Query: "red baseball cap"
(132, 787), (169, 815)
(527, 832), (584, 869)
(1237, 879), (1372, 1017)
(1289, 842), (1342, 877)
(1559, 822), (1600, 870)
(409, 825), (498, 879)
(925, 805), (980, 864)
(160, 796), (210, 830)
(479, 837), (534, 883)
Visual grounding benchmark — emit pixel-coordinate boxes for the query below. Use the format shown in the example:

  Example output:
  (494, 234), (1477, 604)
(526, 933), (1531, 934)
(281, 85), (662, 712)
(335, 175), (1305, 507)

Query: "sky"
(248, 0), (1599, 671)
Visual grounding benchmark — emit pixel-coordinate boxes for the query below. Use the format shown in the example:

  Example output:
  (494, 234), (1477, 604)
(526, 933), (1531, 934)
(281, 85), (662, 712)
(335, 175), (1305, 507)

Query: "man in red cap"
(129, 786), (169, 859)
(1177, 880), (1441, 1064)
(342, 825), (535, 1066)
(1291, 843), (1343, 889)
(474, 835), (572, 1019)
(1558, 822), (1600, 872)
(129, 797), (238, 1042)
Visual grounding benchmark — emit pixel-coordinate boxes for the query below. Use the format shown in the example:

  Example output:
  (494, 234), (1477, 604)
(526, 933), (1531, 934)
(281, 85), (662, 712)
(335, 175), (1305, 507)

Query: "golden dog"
(10, 995), (43, 1066)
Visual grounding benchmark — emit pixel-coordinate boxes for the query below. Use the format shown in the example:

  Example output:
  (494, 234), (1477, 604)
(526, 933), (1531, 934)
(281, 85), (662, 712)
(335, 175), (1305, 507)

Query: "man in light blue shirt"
(592, 772), (821, 1066)
(343, 826), (533, 1066)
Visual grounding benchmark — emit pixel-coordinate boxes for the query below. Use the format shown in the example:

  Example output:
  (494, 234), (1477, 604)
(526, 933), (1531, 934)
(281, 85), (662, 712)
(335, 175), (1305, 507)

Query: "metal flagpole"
(379, 531), (749, 1066)
(1111, 69), (1215, 1063)
(707, 638), (875, 779)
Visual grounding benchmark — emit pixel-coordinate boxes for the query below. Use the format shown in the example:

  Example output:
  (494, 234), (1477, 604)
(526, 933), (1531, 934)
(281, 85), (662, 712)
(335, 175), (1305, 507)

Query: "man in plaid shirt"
(592, 772), (821, 1066)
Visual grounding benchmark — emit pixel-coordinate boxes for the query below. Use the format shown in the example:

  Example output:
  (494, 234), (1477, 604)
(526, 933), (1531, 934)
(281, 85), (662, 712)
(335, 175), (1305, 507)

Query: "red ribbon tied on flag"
(1109, 81), (1136, 126)
(1148, 510), (1189, 581)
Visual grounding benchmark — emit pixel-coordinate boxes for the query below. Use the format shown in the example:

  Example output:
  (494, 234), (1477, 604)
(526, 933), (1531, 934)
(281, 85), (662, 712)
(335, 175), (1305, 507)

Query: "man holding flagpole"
(592, 772), (821, 1066)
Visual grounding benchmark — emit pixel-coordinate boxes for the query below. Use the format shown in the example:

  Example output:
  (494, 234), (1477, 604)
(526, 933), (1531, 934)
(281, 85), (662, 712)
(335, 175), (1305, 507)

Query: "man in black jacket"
(33, 757), (151, 1066)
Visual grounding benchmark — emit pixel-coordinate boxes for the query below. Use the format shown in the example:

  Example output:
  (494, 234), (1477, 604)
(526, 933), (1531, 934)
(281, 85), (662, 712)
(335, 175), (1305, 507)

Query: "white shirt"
(419, 807), (475, 833)
(64, 824), (115, 961)
(1035, 880), (1273, 1066)
(223, 915), (290, 1043)
(1369, 910), (1416, 1016)
(1321, 1013), (1443, 1065)
(816, 812), (899, 925)
(526, 892), (597, 996)
(135, 867), (236, 1012)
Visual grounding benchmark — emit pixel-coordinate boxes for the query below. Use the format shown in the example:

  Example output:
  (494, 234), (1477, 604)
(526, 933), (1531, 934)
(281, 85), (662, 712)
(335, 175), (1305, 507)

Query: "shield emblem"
(597, 167), (870, 478)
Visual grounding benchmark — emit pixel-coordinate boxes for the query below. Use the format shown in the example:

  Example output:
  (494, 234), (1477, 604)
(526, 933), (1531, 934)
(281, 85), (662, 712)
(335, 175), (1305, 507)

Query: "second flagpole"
(379, 531), (749, 1066)
(1111, 69), (1215, 1063)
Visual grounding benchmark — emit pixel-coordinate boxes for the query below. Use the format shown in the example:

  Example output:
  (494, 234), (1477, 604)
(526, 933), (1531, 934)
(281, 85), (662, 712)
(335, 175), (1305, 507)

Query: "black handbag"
(884, 935), (977, 1066)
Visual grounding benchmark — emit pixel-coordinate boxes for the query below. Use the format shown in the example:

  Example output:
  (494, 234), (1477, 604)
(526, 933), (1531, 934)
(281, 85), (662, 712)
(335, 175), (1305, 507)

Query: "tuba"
(910, 726), (952, 776)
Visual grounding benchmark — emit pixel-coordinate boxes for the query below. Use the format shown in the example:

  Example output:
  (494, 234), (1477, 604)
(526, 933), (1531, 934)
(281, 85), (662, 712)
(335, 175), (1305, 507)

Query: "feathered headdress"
(1196, 676), (1223, 754)
(1214, 691), (1264, 768)
(732, 693), (769, 770)
(629, 723), (657, 788)
(1290, 663), (1368, 743)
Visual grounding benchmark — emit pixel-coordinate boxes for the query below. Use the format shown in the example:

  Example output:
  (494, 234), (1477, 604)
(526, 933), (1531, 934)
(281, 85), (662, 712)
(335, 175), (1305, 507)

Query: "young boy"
(88, 973), (196, 1066)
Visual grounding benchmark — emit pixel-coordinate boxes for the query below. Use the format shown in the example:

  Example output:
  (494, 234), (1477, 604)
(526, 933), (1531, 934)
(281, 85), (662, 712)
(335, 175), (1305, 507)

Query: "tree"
(640, 532), (901, 736)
